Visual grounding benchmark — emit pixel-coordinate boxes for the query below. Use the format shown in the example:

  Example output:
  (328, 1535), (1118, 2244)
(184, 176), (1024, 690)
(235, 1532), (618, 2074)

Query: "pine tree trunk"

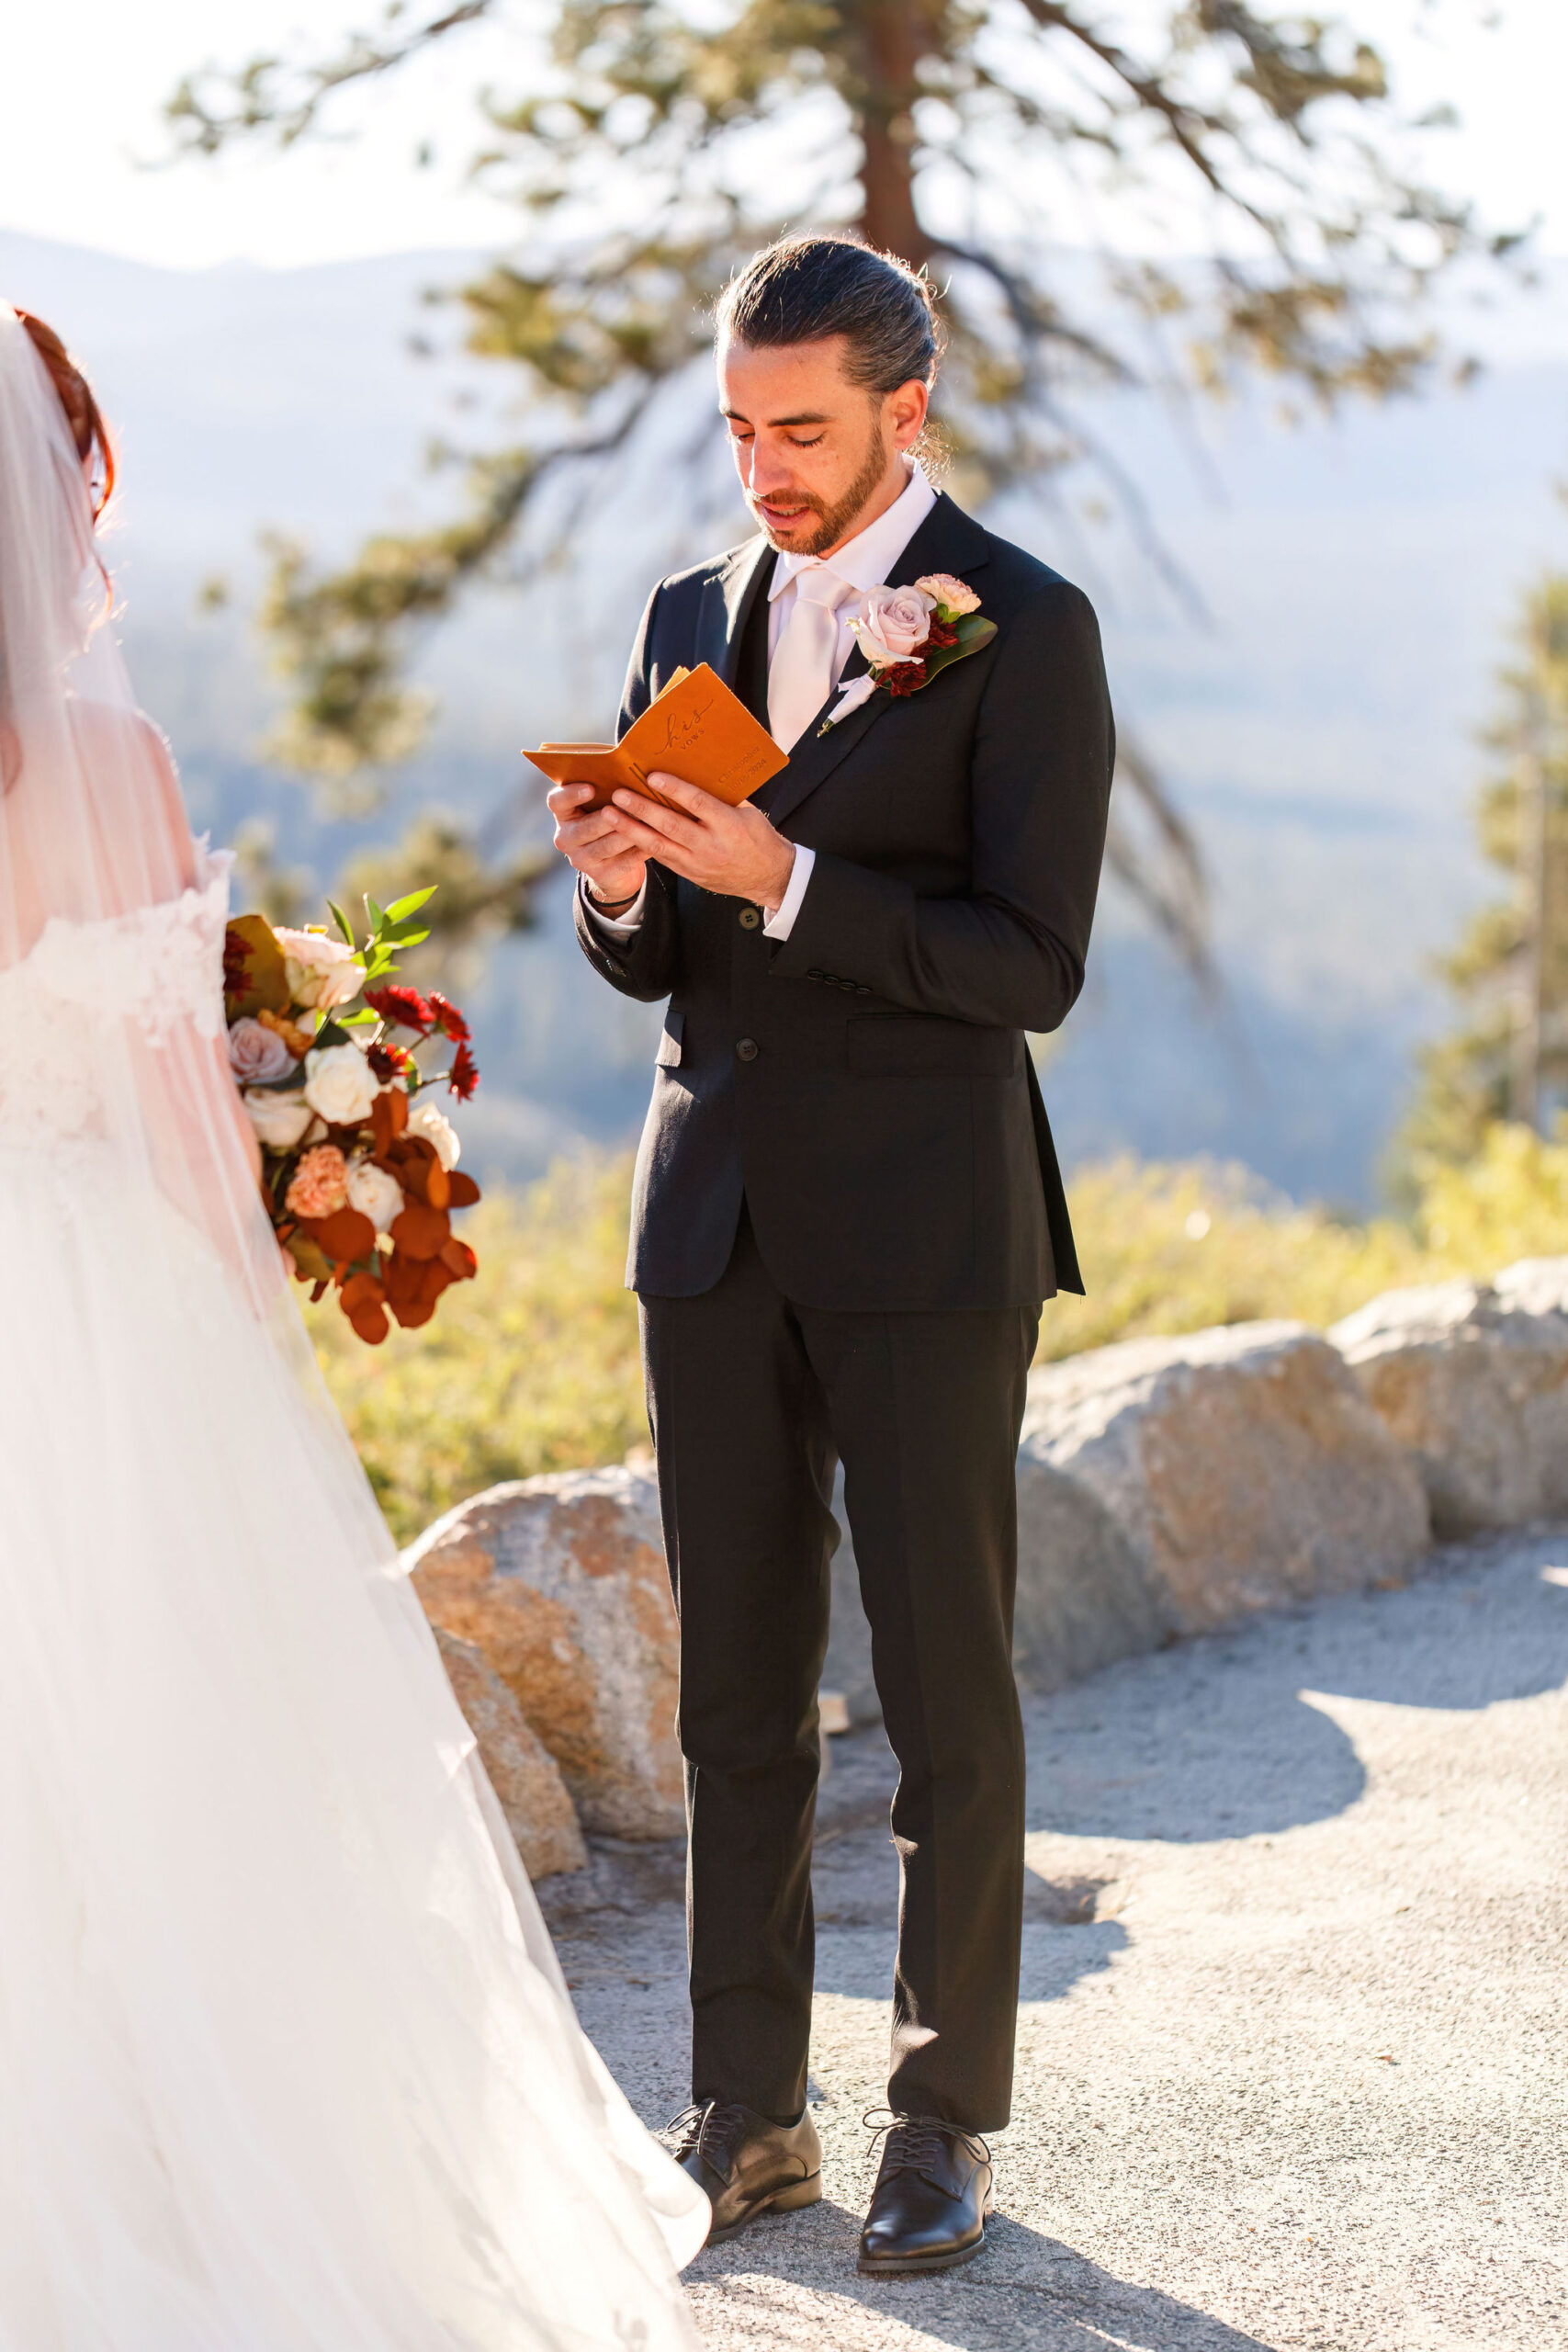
(853, 0), (935, 266)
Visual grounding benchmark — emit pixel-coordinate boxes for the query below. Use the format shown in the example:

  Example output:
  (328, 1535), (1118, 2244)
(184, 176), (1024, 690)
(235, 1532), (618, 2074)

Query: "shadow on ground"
(690, 2201), (1280, 2350)
(1023, 1529), (1568, 1846)
(806, 1533), (1568, 2007)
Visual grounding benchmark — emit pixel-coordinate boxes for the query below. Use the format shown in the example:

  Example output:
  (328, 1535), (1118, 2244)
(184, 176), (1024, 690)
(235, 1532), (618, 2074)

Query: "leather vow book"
(525, 663), (788, 811)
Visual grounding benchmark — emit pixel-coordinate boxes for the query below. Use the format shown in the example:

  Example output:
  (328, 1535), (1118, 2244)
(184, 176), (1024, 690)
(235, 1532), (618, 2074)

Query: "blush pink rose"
(227, 1016), (294, 1085)
(285, 1143), (350, 1221)
(275, 926), (364, 1012)
(852, 582), (936, 670)
(914, 572), (980, 616)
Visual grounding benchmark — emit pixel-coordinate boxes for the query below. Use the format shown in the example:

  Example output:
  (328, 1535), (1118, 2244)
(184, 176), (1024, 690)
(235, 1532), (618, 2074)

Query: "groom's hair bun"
(717, 235), (944, 395)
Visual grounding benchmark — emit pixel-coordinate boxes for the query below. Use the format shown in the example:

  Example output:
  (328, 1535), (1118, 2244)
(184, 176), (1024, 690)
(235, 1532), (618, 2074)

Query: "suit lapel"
(761, 492), (993, 833)
(697, 535), (774, 690)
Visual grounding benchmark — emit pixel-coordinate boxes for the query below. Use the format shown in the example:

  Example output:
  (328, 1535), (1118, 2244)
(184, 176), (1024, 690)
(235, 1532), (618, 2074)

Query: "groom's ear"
(0, 721), (21, 793)
(884, 377), (931, 456)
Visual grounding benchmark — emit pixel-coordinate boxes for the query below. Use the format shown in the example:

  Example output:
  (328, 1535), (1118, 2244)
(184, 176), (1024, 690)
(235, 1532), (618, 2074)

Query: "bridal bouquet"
(223, 889), (481, 1345)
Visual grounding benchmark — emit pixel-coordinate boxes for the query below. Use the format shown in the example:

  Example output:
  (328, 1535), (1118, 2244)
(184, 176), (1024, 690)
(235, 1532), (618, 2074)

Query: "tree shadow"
(799, 1533), (1568, 1998)
(690, 2201), (1280, 2349)
(1024, 1530), (1568, 1846)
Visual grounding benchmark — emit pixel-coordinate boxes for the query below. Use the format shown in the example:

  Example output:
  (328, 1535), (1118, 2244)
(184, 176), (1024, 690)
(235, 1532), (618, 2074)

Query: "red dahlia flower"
(365, 983), (434, 1034)
(368, 1041), (414, 1082)
(429, 992), (470, 1044)
(447, 1042), (479, 1101)
(222, 932), (252, 998)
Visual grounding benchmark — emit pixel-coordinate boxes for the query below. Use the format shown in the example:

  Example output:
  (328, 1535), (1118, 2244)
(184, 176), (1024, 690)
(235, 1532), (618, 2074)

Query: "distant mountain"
(5, 227), (1566, 1204)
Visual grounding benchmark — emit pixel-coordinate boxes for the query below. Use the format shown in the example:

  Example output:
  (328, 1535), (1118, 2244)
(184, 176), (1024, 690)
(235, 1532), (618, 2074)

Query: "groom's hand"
(610, 775), (795, 910)
(547, 781), (649, 908)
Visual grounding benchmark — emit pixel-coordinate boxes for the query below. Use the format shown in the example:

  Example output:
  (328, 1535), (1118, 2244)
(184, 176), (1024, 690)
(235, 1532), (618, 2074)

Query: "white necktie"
(768, 566), (851, 752)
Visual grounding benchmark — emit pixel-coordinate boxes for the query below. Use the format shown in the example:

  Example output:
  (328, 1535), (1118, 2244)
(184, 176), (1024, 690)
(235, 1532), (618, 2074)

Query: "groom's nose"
(742, 441), (807, 503)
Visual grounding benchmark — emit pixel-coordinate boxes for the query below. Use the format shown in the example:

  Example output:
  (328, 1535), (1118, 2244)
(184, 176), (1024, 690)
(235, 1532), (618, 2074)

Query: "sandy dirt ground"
(544, 1527), (1568, 2352)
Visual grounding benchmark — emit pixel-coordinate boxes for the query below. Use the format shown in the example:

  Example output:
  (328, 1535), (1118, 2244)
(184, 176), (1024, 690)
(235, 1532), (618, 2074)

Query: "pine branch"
(164, 3), (495, 153)
(1105, 733), (1214, 989)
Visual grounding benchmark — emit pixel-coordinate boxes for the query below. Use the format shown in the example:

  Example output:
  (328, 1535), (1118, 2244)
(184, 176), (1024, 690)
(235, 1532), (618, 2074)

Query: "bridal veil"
(0, 303), (705, 2350)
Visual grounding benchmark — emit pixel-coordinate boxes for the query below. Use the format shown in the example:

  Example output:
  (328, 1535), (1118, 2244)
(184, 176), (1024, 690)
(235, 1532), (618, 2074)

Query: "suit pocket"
(656, 1008), (685, 1069)
(847, 1013), (1021, 1080)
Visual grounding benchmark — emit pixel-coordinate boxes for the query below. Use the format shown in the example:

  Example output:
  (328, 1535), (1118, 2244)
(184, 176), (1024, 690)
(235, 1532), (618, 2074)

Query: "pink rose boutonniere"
(820, 573), (997, 733)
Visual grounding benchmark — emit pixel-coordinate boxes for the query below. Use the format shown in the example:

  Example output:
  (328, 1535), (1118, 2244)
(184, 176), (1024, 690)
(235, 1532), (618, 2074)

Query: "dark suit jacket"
(574, 490), (1113, 1309)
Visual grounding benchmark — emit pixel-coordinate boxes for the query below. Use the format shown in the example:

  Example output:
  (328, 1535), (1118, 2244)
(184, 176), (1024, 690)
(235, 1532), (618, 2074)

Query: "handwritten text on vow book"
(525, 665), (789, 810)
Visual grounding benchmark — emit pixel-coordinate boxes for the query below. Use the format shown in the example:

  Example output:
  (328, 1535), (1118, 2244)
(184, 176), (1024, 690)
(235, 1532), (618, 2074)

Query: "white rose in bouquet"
(304, 1042), (378, 1127)
(275, 926), (364, 1012)
(344, 1158), (405, 1237)
(407, 1096), (460, 1170)
(243, 1089), (317, 1151)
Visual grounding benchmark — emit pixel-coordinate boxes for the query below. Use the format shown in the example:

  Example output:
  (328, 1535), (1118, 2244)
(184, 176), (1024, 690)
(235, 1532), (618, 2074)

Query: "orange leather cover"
(525, 663), (788, 810)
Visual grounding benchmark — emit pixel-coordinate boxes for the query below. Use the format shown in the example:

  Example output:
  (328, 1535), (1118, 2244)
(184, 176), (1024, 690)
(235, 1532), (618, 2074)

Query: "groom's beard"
(750, 427), (891, 557)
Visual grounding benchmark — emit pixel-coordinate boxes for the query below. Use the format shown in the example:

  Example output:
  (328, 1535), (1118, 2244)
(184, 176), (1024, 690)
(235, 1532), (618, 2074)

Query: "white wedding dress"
(0, 309), (706, 2348)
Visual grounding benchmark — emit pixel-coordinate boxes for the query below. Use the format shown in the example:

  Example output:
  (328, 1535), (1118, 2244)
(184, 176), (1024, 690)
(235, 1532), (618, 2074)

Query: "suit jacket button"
(735, 1037), (760, 1062)
(807, 967), (825, 980)
(739, 906), (761, 931)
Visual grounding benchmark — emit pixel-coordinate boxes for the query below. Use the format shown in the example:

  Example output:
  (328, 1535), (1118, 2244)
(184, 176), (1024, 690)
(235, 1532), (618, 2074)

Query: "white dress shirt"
(585, 462), (938, 942)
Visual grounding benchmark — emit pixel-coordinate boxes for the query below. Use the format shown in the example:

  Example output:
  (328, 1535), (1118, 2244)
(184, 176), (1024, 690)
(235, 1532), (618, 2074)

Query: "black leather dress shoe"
(660, 2100), (822, 2245)
(857, 2114), (994, 2277)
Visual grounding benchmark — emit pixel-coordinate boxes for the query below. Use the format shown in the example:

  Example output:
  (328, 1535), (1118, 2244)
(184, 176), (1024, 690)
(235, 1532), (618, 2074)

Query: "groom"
(549, 233), (1112, 2276)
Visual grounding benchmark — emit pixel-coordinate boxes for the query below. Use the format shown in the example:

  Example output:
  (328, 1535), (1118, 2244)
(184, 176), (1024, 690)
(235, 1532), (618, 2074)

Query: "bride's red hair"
(15, 310), (116, 519)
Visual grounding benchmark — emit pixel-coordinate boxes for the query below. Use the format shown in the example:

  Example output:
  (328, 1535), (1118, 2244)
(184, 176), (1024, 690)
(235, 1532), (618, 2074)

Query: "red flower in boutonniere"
(819, 574), (997, 733)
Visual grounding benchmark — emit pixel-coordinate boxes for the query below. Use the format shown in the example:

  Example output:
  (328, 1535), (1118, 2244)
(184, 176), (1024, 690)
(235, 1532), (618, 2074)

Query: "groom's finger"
(643, 772), (728, 822)
(554, 810), (629, 855)
(612, 790), (704, 852)
(603, 805), (677, 857)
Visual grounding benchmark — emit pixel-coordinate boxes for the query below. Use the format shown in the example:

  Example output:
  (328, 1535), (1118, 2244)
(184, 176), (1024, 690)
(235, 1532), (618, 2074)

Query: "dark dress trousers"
(576, 491), (1112, 2130)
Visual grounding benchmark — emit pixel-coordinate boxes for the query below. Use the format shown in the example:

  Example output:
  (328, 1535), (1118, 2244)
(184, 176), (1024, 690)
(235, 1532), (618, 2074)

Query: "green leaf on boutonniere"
(818, 610), (999, 733)
(919, 611), (997, 682)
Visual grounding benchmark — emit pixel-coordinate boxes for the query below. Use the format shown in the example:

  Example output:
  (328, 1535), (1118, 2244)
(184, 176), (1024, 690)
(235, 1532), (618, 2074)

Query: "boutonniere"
(818, 574), (997, 733)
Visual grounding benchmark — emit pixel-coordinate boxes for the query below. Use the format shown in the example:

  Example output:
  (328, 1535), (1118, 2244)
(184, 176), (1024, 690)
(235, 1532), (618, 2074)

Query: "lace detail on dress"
(0, 859), (231, 1151)
(19, 859), (231, 1043)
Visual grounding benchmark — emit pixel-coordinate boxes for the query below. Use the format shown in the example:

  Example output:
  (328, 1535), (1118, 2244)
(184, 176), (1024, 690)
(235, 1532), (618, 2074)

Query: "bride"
(0, 304), (707, 2348)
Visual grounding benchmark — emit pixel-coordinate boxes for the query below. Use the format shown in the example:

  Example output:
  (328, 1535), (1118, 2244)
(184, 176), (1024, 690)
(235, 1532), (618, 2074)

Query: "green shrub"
(1043, 1157), (1434, 1360)
(313, 1125), (1568, 1544)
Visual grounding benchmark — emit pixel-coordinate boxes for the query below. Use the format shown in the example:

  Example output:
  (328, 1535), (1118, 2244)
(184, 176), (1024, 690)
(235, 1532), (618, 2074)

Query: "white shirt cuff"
(581, 875), (647, 938)
(761, 845), (815, 941)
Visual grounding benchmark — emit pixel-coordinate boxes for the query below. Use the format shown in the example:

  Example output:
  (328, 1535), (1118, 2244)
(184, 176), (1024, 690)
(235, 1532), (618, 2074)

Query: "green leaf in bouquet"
(338, 1007), (378, 1026)
(287, 1232), (334, 1285)
(365, 896), (386, 933)
(327, 899), (357, 947)
(383, 888), (437, 923)
(381, 923), (430, 949)
(313, 1019), (353, 1051)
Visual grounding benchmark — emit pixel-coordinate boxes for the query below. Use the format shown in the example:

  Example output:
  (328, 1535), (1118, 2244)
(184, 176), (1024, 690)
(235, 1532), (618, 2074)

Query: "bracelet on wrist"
(587, 881), (638, 918)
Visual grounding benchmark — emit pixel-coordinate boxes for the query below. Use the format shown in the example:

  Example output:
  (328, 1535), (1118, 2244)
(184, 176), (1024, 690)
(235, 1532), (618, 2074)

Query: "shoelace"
(660, 2099), (748, 2177)
(863, 2106), (991, 2178)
